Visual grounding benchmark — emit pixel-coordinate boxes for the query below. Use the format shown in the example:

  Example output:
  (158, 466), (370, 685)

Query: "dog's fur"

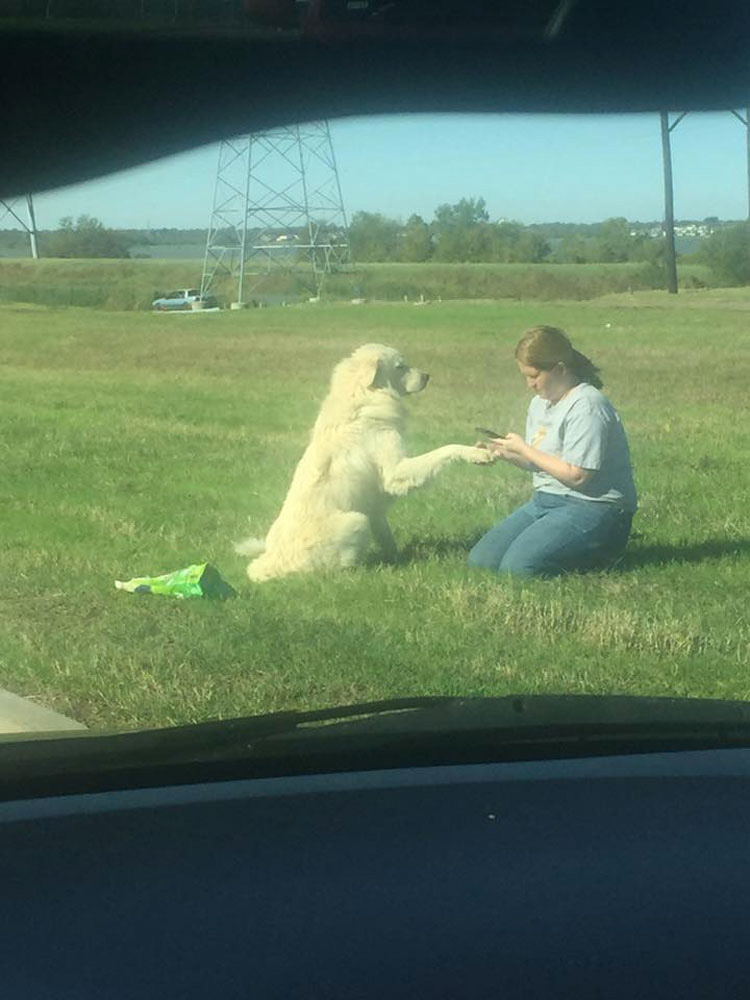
(235, 343), (492, 582)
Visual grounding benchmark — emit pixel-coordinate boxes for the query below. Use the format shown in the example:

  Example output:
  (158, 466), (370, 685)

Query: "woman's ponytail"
(570, 348), (603, 389)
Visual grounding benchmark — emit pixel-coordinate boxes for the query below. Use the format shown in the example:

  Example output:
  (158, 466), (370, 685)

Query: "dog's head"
(333, 343), (430, 398)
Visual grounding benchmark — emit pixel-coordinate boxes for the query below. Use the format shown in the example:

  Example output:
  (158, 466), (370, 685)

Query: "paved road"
(0, 687), (86, 735)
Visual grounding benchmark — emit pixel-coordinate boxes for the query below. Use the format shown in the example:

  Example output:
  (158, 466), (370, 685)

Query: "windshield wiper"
(3, 694), (750, 801)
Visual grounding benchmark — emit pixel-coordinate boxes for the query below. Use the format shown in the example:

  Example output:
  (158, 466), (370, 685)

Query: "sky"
(15, 111), (750, 230)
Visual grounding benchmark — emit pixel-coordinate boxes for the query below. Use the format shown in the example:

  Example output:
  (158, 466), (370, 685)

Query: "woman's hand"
(490, 432), (527, 461)
(486, 432), (526, 460)
(484, 433), (536, 471)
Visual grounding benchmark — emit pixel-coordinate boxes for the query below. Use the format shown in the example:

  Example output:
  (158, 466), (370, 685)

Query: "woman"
(468, 325), (637, 578)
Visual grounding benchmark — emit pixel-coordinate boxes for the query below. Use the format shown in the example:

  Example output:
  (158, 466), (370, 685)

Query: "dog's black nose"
(423, 373), (430, 384)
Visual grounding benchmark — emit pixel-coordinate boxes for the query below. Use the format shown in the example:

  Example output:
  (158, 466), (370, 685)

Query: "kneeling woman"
(469, 325), (637, 578)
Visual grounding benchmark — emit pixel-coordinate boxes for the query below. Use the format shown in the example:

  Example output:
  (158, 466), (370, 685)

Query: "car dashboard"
(3, 746), (750, 997)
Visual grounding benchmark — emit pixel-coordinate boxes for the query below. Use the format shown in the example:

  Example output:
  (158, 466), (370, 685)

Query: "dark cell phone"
(475, 426), (504, 439)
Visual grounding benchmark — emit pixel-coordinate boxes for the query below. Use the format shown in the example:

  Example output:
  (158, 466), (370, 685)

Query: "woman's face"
(517, 361), (573, 403)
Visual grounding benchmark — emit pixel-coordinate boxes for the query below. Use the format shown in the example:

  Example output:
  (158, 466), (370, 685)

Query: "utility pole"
(660, 111), (685, 294)
(729, 108), (750, 220)
(659, 109), (750, 294)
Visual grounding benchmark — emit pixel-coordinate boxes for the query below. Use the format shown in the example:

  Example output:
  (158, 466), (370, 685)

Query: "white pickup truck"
(152, 288), (217, 311)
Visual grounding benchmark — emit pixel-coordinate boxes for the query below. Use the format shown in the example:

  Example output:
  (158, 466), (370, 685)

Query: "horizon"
(1, 215), (745, 236)
(2, 218), (746, 234)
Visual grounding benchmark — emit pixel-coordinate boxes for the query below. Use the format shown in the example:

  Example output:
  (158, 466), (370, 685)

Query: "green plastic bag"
(115, 563), (237, 599)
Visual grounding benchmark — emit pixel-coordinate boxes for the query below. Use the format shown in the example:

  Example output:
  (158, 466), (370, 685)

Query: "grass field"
(0, 257), (714, 310)
(2, 290), (750, 730)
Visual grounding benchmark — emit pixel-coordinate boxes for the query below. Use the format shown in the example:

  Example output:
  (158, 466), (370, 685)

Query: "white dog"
(235, 343), (492, 582)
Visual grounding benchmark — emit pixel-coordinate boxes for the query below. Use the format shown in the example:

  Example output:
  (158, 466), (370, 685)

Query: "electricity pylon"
(200, 121), (352, 304)
(0, 195), (39, 258)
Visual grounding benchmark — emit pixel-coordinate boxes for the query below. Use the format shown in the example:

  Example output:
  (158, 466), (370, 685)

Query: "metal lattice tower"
(0, 195), (39, 258)
(200, 122), (352, 304)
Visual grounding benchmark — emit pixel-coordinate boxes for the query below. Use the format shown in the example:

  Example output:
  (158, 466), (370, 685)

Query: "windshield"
(1, 14), (749, 743)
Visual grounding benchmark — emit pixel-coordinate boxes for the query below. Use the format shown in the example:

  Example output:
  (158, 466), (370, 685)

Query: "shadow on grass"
(369, 534), (483, 567)
(372, 534), (750, 572)
(622, 537), (750, 569)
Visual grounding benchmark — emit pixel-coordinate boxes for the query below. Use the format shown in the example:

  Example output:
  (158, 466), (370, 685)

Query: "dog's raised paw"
(468, 447), (495, 464)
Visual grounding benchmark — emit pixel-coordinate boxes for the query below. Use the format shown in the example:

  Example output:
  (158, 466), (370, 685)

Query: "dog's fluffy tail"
(234, 536), (266, 558)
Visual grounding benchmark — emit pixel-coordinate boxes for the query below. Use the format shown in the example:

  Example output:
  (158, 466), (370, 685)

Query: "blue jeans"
(468, 491), (634, 578)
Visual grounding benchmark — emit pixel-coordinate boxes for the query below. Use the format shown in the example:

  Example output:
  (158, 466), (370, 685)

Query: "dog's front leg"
(382, 445), (492, 497)
(370, 512), (398, 563)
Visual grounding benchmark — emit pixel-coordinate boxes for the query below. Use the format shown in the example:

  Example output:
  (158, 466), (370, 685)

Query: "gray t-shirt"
(525, 383), (637, 511)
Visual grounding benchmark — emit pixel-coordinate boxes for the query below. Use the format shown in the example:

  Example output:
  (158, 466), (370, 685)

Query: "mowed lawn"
(2, 292), (750, 730)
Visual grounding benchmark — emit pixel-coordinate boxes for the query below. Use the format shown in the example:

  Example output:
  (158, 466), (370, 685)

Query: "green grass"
(1, 291), (750, 730)
(0, 257), (208, 311)
(0, 257), (714, 309)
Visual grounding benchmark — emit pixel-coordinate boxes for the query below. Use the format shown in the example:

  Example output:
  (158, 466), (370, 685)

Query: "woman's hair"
(515, 325), (603, 389)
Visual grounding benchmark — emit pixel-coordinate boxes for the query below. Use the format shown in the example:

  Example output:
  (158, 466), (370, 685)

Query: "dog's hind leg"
(325, 512), (372, 569)
(247, 513), (371, 580)
(369, 512), (397, 563)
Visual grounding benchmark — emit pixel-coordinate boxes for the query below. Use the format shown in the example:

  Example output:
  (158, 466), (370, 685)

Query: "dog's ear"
(369, 358), (389, 390)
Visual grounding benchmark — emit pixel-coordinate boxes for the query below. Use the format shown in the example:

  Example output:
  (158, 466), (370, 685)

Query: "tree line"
(349, 199), (666, 265)
(0, 217), (210, 258)
(350, 199), (750, 283)
(2, 205), (749, 285)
